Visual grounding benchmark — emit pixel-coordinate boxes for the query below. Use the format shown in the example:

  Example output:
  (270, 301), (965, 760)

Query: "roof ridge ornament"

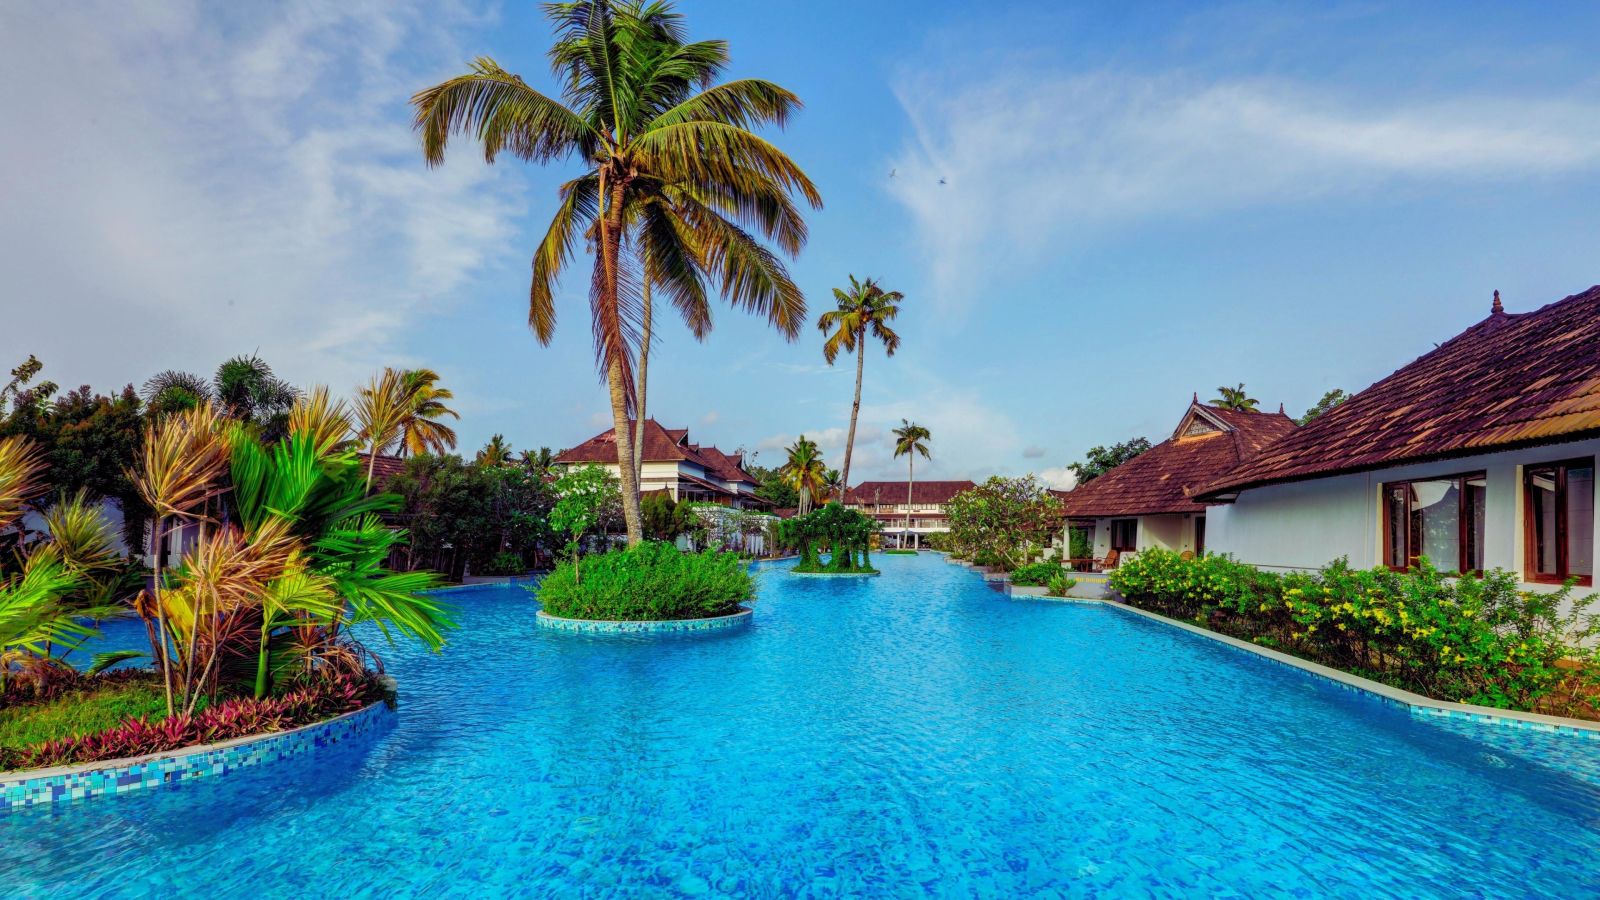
(1492, 289), (1504, 315)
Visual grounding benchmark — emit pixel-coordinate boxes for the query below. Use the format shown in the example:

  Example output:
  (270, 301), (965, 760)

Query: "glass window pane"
(1465, 475), (1486, 573)
(1385, 485), (1408, 567)
(1567, 465), (1594, 579)
(1529, 467), (1559, 577)
(1411, 479), (1461, 572)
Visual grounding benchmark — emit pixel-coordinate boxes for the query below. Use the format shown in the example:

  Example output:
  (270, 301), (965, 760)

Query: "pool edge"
(1, 701), (395, 811)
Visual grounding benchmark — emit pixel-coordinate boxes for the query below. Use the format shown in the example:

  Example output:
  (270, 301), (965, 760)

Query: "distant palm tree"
(820, 467), (842, 498)
(892, 420), (931, 544)
(819, 275), (903, 498)
(213, 354), (297, 430)
(411, 0), (821, 545)
(476, 434), (514, 468)
(396, 369), (460, 458)
(1212, 383), (1259, 412)
(519, 447), (556, 472)
(778, 435), (826, 514)
(353, 369), (409, 492)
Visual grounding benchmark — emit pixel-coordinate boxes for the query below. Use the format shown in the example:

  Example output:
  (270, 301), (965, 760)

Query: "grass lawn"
(0, 677), (169, 751)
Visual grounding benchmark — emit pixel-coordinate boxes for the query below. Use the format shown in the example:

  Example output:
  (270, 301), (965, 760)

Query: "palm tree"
(818, 275), (902, 498)
(892, 420), (931, 547)
(778, 435), (826, 514)
(820, 467), (842, 498)
(1212, 383), (1259, 412)
(353, 369), (409, 492)
(397, 369), (460, 458)
(213, 354), (297, 430)
(476, 434), (514, 468)
(412, 1), (822, 546)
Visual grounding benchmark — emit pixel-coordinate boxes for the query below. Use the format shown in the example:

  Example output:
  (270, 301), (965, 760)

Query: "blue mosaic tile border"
(787, 570), (882, 578)
(1, 702), (395, 811)
(535, 607), (753, 634)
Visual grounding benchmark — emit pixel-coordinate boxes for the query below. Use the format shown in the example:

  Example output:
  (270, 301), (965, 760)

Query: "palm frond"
(411, 57), (595, 167)
(529, 175), (600, 345)
(0, 436), (46, 533)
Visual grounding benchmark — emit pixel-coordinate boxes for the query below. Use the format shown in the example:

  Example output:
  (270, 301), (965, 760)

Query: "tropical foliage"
(1008, 559), (1065, 587)
(944, 476), (1064, 571)
(1066, 437), (1151, 485)
(778, 435), (827, 514)
(780, 501), (879, 574)
(891, 419), (931, 541)
(1211, 383), (1259, 412)
(1299, 388), (1350, 425)
(1109, 549), (1600, 717)
(550, 465), (625, 577)
(536, 541), (752, 621)
(396, 369), (461, 457)
(818, 275), (903, 496)
(412, 0), (821, 545)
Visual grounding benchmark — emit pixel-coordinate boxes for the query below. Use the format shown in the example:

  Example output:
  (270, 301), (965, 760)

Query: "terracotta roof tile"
(356, 453), (406, 484)
(1060, 403), (1297, 517)
(845, 480), (977, 506)
(1200, 286), (1600, 498)
(554, 420), (758, 485)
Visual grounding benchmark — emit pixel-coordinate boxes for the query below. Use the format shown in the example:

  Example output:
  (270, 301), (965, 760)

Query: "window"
(1110, 519), (1138, 553)
(1525, 459), (1594, 586)
(1194, 516), (1206, 557)
(1382, 472), (1485, 574)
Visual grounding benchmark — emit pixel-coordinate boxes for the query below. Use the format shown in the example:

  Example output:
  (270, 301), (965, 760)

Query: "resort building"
(1198, 287), (1600, 598)
(1059, 399), (1298, 567)
(844, 480), (977, 548)
(555, 419), (765, 509)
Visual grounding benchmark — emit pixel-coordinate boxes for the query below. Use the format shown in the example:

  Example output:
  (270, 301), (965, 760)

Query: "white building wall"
(1207, 437), (1600, 596)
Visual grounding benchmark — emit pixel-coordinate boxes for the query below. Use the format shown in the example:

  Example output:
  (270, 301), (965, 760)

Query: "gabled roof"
(554, 419), (758, 485)
(1060, 401), (1297, 517)
(845, 480), (977, 506)
(1199, 286), (1600, 499)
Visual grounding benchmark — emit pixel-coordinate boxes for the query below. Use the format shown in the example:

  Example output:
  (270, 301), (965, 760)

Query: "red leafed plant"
(1, 674), (377, 771)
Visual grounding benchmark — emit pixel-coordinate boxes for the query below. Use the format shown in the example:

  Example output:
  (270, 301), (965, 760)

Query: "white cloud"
(889, 71), (1600, 309)
(1037, 466), (1079, 492)
(0, 0), (521, 393)
(700, 410), (721, 426)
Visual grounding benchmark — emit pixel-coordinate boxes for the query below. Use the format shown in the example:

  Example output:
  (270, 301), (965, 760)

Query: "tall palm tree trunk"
(905, 455), (915, 548)
(599, 169), (644, 545)
(633, 280), (652, 488)
(840, 345), (864, 500)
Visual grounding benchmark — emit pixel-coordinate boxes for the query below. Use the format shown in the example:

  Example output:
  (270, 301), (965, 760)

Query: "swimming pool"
(5, 553), (1599, 896)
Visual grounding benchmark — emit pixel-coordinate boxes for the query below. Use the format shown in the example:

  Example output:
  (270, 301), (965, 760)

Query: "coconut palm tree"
(818, 275), (902, 499)
(353, 369), (409, 492)
(892, 420), (931, 547)
(397, 369), (460, 458)
(476, 434), (514, 468)
(820, 467), (842, 499)
(1212, 383), (1259, 412)
(778, 435), (826, 515)
(411, 0), (821, 545)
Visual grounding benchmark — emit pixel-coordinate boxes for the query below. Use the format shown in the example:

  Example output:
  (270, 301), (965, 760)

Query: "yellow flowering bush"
(1109, 550), (1600, 716)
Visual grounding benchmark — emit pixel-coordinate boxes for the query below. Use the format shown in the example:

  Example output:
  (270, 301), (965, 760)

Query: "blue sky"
(4, 1), (1600, 485)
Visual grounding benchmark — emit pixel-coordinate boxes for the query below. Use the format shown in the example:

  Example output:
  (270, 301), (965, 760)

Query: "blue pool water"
(6, 553), (1600, 897)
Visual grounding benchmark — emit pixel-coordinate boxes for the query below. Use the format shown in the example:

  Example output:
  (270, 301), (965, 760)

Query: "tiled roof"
(555, 419), (757, 485)
(356, 453), (406, 484)
(845, 480), (977, 506)
(1199, 286), (1600, 498)
(1060, 403), (1297, 517)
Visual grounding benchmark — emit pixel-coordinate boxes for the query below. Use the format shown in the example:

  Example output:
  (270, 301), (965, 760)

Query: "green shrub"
(883, 549), (918, 555)
(972, 550), (1009, 571)
(479, 550), (526, 576)
(1047, 572), (1077, 597)
(535, 542), (754, 621)
(1009, 561), (1063, 586)
(1109, 549), (1600, 715)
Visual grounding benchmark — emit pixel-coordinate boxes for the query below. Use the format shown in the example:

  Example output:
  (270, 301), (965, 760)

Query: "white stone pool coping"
(1012, 590), (1600, 739)
(1, 701), (396, 811)
(535, 606), (754, 634)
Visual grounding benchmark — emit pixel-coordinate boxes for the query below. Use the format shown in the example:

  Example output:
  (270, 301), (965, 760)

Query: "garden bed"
(535, 543), (754, 623)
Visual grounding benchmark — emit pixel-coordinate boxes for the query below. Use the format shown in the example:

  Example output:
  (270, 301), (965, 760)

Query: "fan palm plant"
(819, 276), (903, 498)
(892, 420), (931, 544)
(411, 0), (821, 545)
(778, 435), (826, 515)
(397, 369), (460, 458)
